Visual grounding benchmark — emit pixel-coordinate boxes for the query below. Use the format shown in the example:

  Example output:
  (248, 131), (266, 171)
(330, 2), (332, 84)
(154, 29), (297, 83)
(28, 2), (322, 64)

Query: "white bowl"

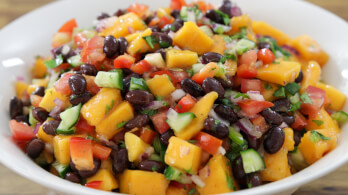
(1, 0), (348, 194)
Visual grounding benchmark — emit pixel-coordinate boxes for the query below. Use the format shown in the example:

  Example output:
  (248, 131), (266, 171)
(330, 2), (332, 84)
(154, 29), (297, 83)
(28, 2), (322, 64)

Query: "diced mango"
(306, 108), (340, 133)
(100, 12), (147, 38)
(252, 21), (291, 45)
(316, 82), (346, 111)
(300, 61), (321, 93)
(229, 15), (256, 41)
(125, 32), (141, 42)
(39, 88), (70, 112)
(53, 135), (72, 165)
(27, 85), (40, 96)
(173, 21), (213, 54)
(209, 35), (226, 55)
(96, 101), (134, 139)
(283, 128), (295, 151)
(101, 159), (113, 173)
(256, 61), (301, 86)
(224, 59), (237, 76)
(127, 28), (155, 56)
(32, 78), (49, 88)
(166, 49), (198, 68)
(165, 136), (202, 174)
(32, 57), (48, 78)
(260, 147), (291, 182)
(120, 170), (169, 195)
(125, 132), (151, 162)
(166, 186), (187, 195)
(290, 35), (329, 66)
(87, 169), (118, 191)
(298, 129), (337, 165)
(175, 92), (218, 140)
(197, 155), (238, 195)
(81, 88), (122, 126)
(146, 75), (176, 98)
(261, 81), (279, 102)
(37, 124), (53, 144)
(15, 81), (29, 99)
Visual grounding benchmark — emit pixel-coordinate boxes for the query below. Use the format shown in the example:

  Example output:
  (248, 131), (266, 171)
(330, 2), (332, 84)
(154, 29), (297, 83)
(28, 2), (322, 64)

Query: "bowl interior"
(0, 0), (348, 194)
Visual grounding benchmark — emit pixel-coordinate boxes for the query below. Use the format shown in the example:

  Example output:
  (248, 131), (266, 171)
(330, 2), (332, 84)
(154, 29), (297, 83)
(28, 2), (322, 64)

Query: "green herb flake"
(331, 111), (348, 125)
(226, 172), (235, 190)
(44, 54), (64, 69)
(264, 83), (273, 90)
(152, 165), (158, 172)
(105, 100), (115, 114)
(310, 130), (331, 143)
(289, 101), (302, 111)
(300, 93), (313, 104)
(188, 188), (197, 195)
(86, 135), (99, 141)
(234, 92), (250, 100)
(142, 35), (158, 49)
(273, 87), (286, 98)
(188, 140), (198, 144)
(312, 120), (324, 126)
(119, 141), (126, 148)
(285, 83), (300, 95)
(140, 109), (158, 117)
(116, 121), (127, 129)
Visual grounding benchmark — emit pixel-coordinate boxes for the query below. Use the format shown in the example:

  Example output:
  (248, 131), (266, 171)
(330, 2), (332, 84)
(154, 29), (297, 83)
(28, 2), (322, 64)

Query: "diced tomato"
(75, 117), (95, 135)
(130, 60), (152, 75)
(170, 70), (189, 83)
(52, 63), (71, 72)
(151, 110), (170, 134)
(170, 181), (190, 189)
(189, 0), (211, 12)
(158, 15), (175, 29)
(80, 36), (106, 67)
(140, 128), (157, 145)
(148, 17), (160, 27)
(92, 144), (112, 160)
(54, 73), (74, 96)
(170, 0), (187, 10)
(127, 3), (149, 18)
(9, 120), (35, 142)
(292, 111), (308, 130)
(150, 70), (178, 84)
(240, 79), (262, 93)
(69, 137), (94, 171)
(74, 33), (88, 49)
(300, 86), (326, 118)
(240, 50), (257, 66)
(30, 95), (42, 108)
(237, 64), (257, 79)
(192, 62), (219, 84)
(58, 19), (77, 33)
(85, 181), (102, 189)
(174, 94), (197, 113)
(233, 76), (242, 87)
(237, 100), (274, 116)
(114, 54), (135, 69)
(84, 75), (100, 95)
(193, 132), (222, 155)
(257, 48), (275, 65)
(323, 93), (331, 107)
(52, 32), (71, 48)
(250, 114), (269, 134)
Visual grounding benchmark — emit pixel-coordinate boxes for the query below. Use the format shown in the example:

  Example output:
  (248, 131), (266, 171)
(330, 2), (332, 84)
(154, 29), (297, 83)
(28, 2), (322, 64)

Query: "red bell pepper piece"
(237, 100), (274, 116)
(240, 79), (262, 93)
(92, 144), (112, 160)
(69, 137), (94, 171)
(193, 132), (222, 155)
(237, 64), (257, 79)
(174, 94), (197, 113)
(85, 181), (102, 189)
(114, 54), (135, 69)
(151, 110), (170, 134)
(257, 48), (275, 65)
(9, 120), (35, 142)
(140, 128), (157, 145)
(130, 60), (152, 75)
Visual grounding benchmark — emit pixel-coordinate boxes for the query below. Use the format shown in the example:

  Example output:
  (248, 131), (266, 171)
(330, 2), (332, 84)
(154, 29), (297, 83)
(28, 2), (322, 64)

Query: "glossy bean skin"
(9, 96), (23, 119)
(97, 12), (110, 20)
(26, 138), (45, 159)
(257, 42), (271, 50)
(155, 49), (166, 60)
(162, 21), (182, 33)
(70, 159), (101, 178)
(65, 172), (81, 183)
(203, 117), (229, 139)
(68, 74), (86, 95)
(125, 90), (155, 106)
(282, 115), (295, 126)
(53, 45), (75, 62)
(180, 78), (204, 98)
(247, 136), (262, 150)
(215, 76), (234, 89)
(125, 114), (150, 130)
(295, 70), (304, 83)
(205, 10), (223, 24)
(202, 78), (225, 99)
(170, 10), (181, 19)
(232, 156), (246, 181)
(293, 131), (302, 146)
(69, 92), (92, 106)
(218, 0), (232, 17)
(247, 173), (262, 187)
(117, 37), (128, 55)
(271, 98), (291, 112)
(32, 86), (45, 97)
(80, 64), (97, 76)
(139, 160), (166, 173)
(261, 108), (283, 126)
(160, 130), (174, 145)
(202, 52), (223, 64)
(15, 115), (29, 124)
(151, 32), (173, 48)
(214, 104), (238, 124)
(263, 126), (285, 154)
(32, 107), (49, 123)
(103, 35), (119, 58)
(111, 149), (129, 174)
(114, 9), (126, 17)
(42, 120), (60, 136)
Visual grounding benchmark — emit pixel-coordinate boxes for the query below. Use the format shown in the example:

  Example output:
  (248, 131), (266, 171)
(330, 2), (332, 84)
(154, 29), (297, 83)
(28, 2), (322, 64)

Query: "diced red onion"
(247, 91), (265, 101)
(202, 17), (211, 25)
(231, 6), (242, 17)
(218, 146), (226, 155)
(145, 101), (168, 110)
(166, 108), (178, 119)
(16, 76), (24, 81)
(208, 109), (229, 126)
(279, 122), (288, 129)
(171, 89), (186, 101)
(49, 98), (64, 118)
(168, 31), (175, 39)
(33, 123), (42, 135)
(254, 60), (263, 68)
(190, 175), (206, 188)
(238, 118), (262, 139)
(282, 45), (300, 56)
(198, 166), (210, 180)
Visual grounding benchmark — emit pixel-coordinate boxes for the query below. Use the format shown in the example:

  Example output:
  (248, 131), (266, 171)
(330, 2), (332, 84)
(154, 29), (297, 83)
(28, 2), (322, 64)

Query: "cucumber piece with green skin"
(95, 70), (123, 89)
(192, 63), (205, 74)
(331, 111), (348, 125)
(28, 106), (38, 128)
(56, 104), (81, 135)
(199, 25), (213, 37)
(165, 108), (196, 133)
(67, 55), (83, 67)
(164, 166), (192, 184)
(52, 161), (70, 178)
(228, 126), (246, 146)
(129, 77), (149, 91)
(235, 39), (256, 55)
(290, 147), (308, 171)
(240, 149), (265, 174)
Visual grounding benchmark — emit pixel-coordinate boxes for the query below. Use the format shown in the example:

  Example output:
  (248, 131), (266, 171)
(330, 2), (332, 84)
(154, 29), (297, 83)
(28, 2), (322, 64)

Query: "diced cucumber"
(331, 111), (348, 125)
(240, 149), (265, 174)
(192, 63), (205, 74)
(29, 106), (38, 128)
(67, 55), (83, 67)
(149, 154), (162, 162)
(56, 104), (81, 135)
(95, 70), (123, 89)
(52, 161), (70, 178)
(166, 109), (196, 132)
(180, 6), (188, 21)
(215, 63), (226, 78)
(47, 71), (60, 89)
(129, 77), (149, 91)
(228, 126), (246, 146)
(164, 166), (192, 184)
(235, 39), (256, 55)
(290, 147), (308, 171)
(199, 25), (213, 37)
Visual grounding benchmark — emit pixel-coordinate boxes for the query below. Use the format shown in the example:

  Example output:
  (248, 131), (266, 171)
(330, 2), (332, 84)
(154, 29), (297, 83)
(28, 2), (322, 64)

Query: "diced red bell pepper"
(170, 70), (189, 83)
(92, 144), (112, 160)
(237, 100), (274, 116)
(170, 0), (187, 10)
(9, 120), (35, 142)
(240, 79), (262, 93)
(151, 110), (170, 134)
(127, 3), (149, 18)
(69, 137), (94, 171)
(237, 64), (257, 79)
(80, 36), (106, 68)
(130, 60), (152, 75)
(250, 114), (269, 134)
(240, 50), (257, 66)
(58, 19), (77, 33)
(300, 86), (326, 119)
(54, 73), (74, 95)
(193, 132), (222, 155)
(85, 181), (102, 189)
(174, 94), (197, 113)
(114, 54), (135, 69)
(150, 70), (178, 84)
(74, 32), (88, 49)
(292, 111), (308, 130)
(75, 117), (95, 135)
(140, 128), (157, 145)
(257, 48), (275, 65)
(192, 62), (219, 84)
(30, 95), (42, 108)
(158, 15), (175, 29)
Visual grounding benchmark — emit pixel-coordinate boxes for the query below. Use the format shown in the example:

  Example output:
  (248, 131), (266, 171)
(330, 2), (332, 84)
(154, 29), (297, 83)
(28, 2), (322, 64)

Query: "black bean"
(171, 10), (181, 19)
(111, 149), (129, 174)
(205, 9), (223, 24)
(215, 77), (233, 89)
(261, 108), (283, 126)
(53, 45), (75, 62)
(65, 172), (80, 183)
(68, 74), (86, 95)
(144, 16), (154, 25)
(114, 9), (126, 17)
(218, 0), (233, 17)
(271, 98), (291, 112)
(69, 92), (92, 106)
(121, 68), (134, 76)
(180, 78), (204, 98)
(162, 21), (182, 33)
(232, 156), (246, 180)
(117, 37), (128, 55)
(122, 73), (140, 96)
(295, 70), (303, 83)
(282, 115), (295, 126)
(80, 64), (97, 76)
(247, 136), (262, 150)
(70, 159), (101, 178)
(294, 131), (302, 146)
(125, 114), (150, 129)
(32, 107), (49, 123)
(257, 42), (271, 50)
(202, 77), (225, 99)
(247, 173), (262, 188)
(155, 49), (166, 60)
(97, 12), (110, 20)
(204, 117), (215, 131)
(151, 32), (173, 48)
(26, 138), (45, 159)
(160, 130), (174, 145)
(103, 35), (119, 58)
(139, 160), (166, 173)
(15, 115), (29, 124)
(125, 90), (155, 105)
(263, 126), (285, 154)
(9, 96), (23, 119)
(202, 52), (223, 64)
(42, 120), (60, 136)
(214, 104), (238, 124)
(32, 86), (45, 97)
(214, 123), (230, 139)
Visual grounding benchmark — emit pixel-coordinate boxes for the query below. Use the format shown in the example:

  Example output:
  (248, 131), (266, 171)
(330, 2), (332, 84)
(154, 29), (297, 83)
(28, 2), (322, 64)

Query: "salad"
(8, 0), (348, 194)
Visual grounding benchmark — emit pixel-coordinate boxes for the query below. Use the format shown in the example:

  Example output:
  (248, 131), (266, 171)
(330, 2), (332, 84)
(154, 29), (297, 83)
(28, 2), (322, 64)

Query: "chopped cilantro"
(331, 111), (348, 125)
(225, 53), (237, 61)
(258, 36), (292, 57)
(264, 83), (273, 90)
(156, 96), (163, 101)
(312, 120), (324, 126)
(300, 93), (313, 104)
(188, 188), (197, 195)
(234, 92), (250, 100)
(310, 130), (331, 143)
(152, 165), (158, 172)
(105, 100), (115, 114)
(285, 83), (300, 95)
(140, 109), (158, 117)
(44, 54), (64, 69)
(186, 69), (194, 77)
(215, 10), (231, 25)
(273, 87), (286, 98)
(119, 141), (126, 148)
(230, 27), (247, 40)
(142, 35), (158, 49)
(86, 135), (99, 141)
(289, 101), (302, 111)
(188, 140), (198, 144)
(226, 172), (235, 190)
(116, 121), (127, 129)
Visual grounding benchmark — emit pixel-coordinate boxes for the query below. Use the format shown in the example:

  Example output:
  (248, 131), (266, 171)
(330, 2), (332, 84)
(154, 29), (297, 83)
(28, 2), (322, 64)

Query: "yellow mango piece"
(224, 59), (237, 76)
(125, 32), (141, 42)
(96, 101), (134, 139)
(81, 88), (122, 126)
(283, 128), (295, 151)
(165, 136), (202, 174)
(306, 108), (340, 133)
(101, 159), (113, 173)
(120, 170), (169, 195)
(39, 88), (70, 112)
(53, 135), (72, 165)
(173, 21), (213, 54)
(32, 57), (48, 78)
(100, 12), (147, 38)
(37, 125), (53, 144)
(261, 82), (279, 102)
(166, 186), (187, 195)
(256, 61), (301, 86)
(209, 35), (226, 55)
(252, 21), (291, 45)
(127, 28), (155, 56)
(290, 35), (329, 66)
(175, 92), (218, 140)
(229, 15), (255, 41)
(32, 78), (49, 88)
(15, 81), (29, 99)
(198, 155), (238, 195)
(166, 49), (198, 68)
(298, 129), (337, 165)
(300, 61), (321, 93)
(316, 82), (346, 111)
(260, 147), (291, 182)
(27, 85), (40, 96)
(146, 75), (176, 98)
(87, 169), (118, 191)
(125, 132), (151, 162)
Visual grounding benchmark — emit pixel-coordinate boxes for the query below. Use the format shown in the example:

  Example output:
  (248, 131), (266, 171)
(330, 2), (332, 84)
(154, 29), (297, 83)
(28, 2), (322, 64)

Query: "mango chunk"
(252, 21), (291, 45)
(39, 88), (70, 112)
(87, 169), (118, 191)
(306, 108), (340, 133)
(165, 136), (202, 174)
(96, 101), (134, 139)
(209, 35), (226, 55)
(260, 147), (291, 182)
(101, 159), (113, 173)
(283, 128), (295, 151)
(15, 81), (29, 99)
(100, 13), (147, 38)
(229, 15), (256, 42)
(125, 32), (141, 42)
(146, 75), (176, 98)
(300, 61), (321, 93)
(81, 88), (122, 126)
(32, 57), (48, 78)
(125, 132), (151, 162)
(53, 135), (72, 165)
(197, 155), (238, 195)
(127, 28), (155, 55)
(256, 61), (301, 86)
(166, 186), (187, 195)
(173, 21), (213, 54)
(316, 82), (346, 111)
(166, 49), (198, 68)
(175, 92), (218, 140)
(120, 170), (169, 195)
(261, 81), (279, 102)
(37, 124), (53, 144)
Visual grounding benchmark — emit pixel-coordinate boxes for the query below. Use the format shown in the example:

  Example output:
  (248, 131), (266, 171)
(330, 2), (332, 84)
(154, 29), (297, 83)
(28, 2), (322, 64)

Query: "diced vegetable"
(193, 131), (222, 155)
(114, 54), (135, 69)
(130, 77), (149, 91)
(56, 104), (81, 135)
(174, 94), (197, 113)
(9, 120), (35, 142)
(147, 75), (176, 97)
(140, 127), (157, 145)
(166, 108), (196, 133)
(67, 55), (83, 67)
(235, 39), (256, 55)
(331, 111), (348, 125)
(52, 161), (70, 178)
(240, 149), (265, 174)
(144, 53), (165, 68)
(151, 110), (171, 134)
(69, 137), (94, 171)
(237, 100), (273, 116)
(86, 169), (118, 191)
(94, 70), (123, 89)
(92, 144), (112, 160)
(164, 166), (192, 184)
(228, 126), (246, 146)
(192, 62), (219, 84)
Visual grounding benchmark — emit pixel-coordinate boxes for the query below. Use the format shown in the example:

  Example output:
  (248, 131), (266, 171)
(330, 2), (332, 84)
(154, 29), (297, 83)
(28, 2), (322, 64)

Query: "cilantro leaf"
(312, 120), (324, 126)
(116, 121), (127, 129)
(301, 93), (313, 104)
(215, 10), (231, 26)
(142, 35), (158, 49)
(310, 130), (331, 143)
(152, 165), (158, 172)
(119, 141), (126, 148)
(285, 83), (300, 95)
(264, 83), (273, 90)
(273, 87), (286, 98)
(234, 92), (250, 100)
(289, 101), (302, 111)
(188, 140), (198, 144)
(105, 100), (115, 114)
(188, 188), (197, 195)
(140, 109), (158, 117)
(226, 172), (235, 190)
(44, 54), (64, 69)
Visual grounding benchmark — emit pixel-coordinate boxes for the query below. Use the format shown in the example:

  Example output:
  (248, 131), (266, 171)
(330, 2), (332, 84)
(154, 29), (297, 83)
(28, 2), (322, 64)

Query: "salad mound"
(8, 0), (347, 194)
